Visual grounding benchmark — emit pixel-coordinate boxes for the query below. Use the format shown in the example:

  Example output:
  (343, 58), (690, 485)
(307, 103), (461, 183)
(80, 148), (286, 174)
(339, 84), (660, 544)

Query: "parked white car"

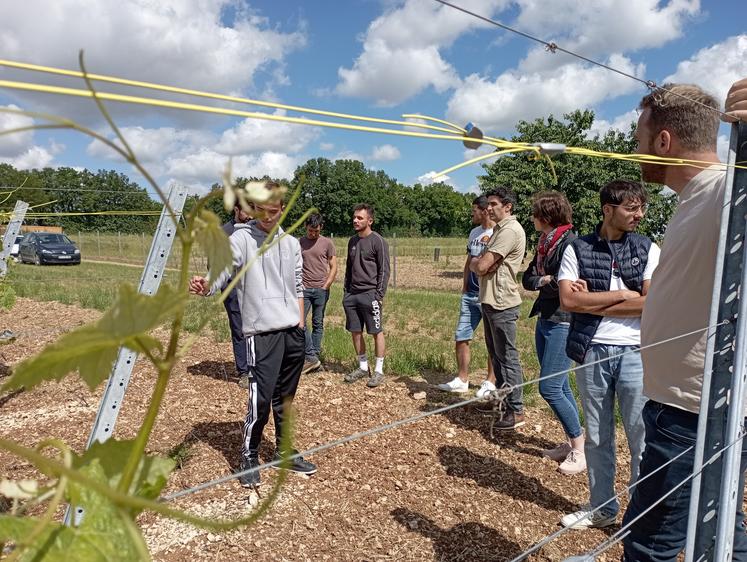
(10, 235), (23, 259)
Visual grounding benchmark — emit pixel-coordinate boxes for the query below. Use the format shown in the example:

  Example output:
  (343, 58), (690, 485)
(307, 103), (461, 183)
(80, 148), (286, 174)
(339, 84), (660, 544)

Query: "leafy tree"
(478, 110), (677, 243)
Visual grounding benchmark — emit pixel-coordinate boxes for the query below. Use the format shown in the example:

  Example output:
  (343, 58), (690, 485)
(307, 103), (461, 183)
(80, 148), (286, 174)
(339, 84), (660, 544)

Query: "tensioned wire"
(432, 0), (736, 123)
(578, 430), (747, 560)
(508, 442), (696, 562)
(162, 320), (727, 502)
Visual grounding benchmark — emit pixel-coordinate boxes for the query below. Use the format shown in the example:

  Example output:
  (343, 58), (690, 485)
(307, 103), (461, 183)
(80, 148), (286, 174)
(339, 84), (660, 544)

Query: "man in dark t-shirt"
(299, 213), (337, 374)
(343, 204), (390, 388)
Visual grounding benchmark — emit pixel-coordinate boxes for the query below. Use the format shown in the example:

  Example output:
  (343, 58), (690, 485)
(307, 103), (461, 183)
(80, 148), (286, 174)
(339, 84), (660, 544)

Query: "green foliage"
(478, 110), (677, 243)
(3, 284), (183, 392)
(73, 440), (175, 508)
(0, 164), (160, 233)
(0, 280), (16, 310)
(287, 158), (473, 237)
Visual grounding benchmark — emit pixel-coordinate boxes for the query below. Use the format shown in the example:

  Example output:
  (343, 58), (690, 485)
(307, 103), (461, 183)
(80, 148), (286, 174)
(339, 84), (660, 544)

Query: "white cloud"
(446, 55), (645, 132)
(87, 126), (214, 166)
(0, 105), (34, 156)
(516, 0), (700, 73)
(664, 34), (747, 103)
(0, 0), (305, 122)
(418, 170), (451, 185)
(336, 0), (506, 106)
(165, 149), (301, 194)
(319, 142), (334, 151)
(334, 150), (364, 162)
(85, 116), (319, 191)
(0, 104), (60, 169)
(586, 110), (639, 139)
(1, 146), (55, 170)
(370, 144), (401, 161)
(215, 111), (320, 155)
(717, 134), (729, 163)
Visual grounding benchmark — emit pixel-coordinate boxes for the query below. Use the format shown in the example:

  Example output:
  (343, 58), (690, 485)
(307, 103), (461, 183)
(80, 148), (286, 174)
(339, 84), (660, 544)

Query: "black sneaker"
(273, 450), (318, 475)
(238, 456), (261, 488)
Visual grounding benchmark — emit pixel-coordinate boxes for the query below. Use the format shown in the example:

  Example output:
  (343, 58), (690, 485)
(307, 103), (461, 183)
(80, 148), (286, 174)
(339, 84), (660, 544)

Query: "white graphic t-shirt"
(466, 225), (494, 293)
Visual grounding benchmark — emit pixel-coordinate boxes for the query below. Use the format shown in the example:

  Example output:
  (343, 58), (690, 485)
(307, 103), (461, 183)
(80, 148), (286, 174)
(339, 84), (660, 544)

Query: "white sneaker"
(475, 380), (497, 399)
(560, 505), (615, 529)
(435, 377), (469, 393)
(542, 442), (572, 462)
(558, 449), (587, 475)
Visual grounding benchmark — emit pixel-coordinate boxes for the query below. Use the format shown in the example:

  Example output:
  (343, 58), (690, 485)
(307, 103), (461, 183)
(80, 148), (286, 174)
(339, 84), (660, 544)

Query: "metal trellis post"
(65, 184), (187, 525)
(686, 121), (747, 561)
(0, 200), (28, 276)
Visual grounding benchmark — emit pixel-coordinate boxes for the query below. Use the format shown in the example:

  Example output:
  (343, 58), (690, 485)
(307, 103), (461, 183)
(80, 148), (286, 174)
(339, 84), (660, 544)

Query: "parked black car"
(19, 232), (81, 265)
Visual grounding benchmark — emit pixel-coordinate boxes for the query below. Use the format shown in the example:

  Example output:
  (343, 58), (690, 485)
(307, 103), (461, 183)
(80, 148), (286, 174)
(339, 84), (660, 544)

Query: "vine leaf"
(73, 439), (175, 511)
(2, 284), (184, 392)
(0, 462), (148, 561)
(194, 209), (232, 284)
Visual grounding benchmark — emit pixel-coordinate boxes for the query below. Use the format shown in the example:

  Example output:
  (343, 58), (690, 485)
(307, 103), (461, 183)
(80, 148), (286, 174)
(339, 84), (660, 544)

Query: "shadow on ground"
(180, 420), (276, 470)
(186, 360), (238, 383)
(391, 507), (523, 561)
(438, 445), (580, 514)
(396, 375), (557, 457)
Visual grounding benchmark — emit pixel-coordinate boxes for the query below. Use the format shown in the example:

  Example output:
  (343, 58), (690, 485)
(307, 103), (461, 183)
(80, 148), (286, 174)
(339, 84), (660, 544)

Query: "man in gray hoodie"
(190, 190), (317, 488)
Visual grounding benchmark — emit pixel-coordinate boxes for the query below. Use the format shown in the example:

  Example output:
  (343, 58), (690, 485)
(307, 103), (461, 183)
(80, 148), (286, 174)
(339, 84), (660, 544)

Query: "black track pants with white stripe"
(242, 325), (306, 459)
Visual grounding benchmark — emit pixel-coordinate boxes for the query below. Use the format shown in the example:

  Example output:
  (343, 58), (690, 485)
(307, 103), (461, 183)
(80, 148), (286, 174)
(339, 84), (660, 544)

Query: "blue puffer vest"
(565, 226), (652, 363)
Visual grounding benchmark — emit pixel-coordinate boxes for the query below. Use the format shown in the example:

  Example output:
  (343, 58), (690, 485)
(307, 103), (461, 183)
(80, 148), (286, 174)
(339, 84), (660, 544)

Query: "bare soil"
(0, 297), (632, 561)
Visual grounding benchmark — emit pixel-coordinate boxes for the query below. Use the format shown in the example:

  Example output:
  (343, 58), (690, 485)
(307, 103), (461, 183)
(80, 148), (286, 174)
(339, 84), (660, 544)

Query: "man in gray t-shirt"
(342, 204), (390, 388)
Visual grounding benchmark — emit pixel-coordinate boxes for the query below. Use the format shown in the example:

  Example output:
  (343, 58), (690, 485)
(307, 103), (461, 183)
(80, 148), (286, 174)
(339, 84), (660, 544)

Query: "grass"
(62, 233), (473, 269)
(7, 259), (544, 407)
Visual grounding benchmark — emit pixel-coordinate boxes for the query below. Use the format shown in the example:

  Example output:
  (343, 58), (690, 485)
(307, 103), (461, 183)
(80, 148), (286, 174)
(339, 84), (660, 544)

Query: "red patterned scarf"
(537, 223), (573, 275)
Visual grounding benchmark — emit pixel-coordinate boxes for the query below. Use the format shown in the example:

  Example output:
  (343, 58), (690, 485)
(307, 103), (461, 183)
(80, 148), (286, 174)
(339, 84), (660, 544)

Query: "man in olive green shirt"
(470, 187), (527, 430)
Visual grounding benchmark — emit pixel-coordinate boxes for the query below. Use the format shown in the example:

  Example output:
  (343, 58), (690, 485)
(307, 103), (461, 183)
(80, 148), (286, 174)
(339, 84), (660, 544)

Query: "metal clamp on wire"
(487, 384), (513, 439)
(531, 142), (567, 156)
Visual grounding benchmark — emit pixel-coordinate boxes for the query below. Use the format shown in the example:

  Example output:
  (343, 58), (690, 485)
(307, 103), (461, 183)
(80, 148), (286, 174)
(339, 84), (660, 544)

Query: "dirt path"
(0, 298), (631, 561)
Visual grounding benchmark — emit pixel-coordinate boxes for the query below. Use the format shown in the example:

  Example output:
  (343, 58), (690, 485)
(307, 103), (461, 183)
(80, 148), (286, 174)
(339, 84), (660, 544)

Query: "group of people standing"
(436, 178), (658, 529)
(189, 76), (747, 561)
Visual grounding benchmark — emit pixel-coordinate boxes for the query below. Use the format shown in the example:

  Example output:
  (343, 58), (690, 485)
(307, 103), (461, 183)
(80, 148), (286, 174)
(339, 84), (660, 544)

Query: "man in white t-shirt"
(437, 195), (496, 395)
(621, 80), (747, 561)
(557, 179), (660, 530)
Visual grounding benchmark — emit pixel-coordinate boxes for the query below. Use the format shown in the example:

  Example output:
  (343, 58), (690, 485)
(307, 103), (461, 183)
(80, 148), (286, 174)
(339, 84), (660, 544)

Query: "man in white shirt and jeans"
(437, 195), (496, 396)
(557, 179), (660, 529)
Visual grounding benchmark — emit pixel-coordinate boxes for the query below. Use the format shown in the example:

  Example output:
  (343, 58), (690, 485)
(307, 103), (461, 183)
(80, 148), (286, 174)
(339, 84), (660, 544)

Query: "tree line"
(0, 109), (676, 240)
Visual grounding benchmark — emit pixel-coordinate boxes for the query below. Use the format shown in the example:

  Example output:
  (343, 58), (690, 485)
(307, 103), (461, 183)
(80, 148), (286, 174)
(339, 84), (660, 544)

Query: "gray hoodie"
(210, 221), (303, 336)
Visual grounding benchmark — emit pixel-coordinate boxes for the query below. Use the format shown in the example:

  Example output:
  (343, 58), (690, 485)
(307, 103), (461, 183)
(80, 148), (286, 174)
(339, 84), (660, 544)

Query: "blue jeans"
(535, 319), (582, 439)
(303, 287), (329, 361)
(454, 291), (482, 341)
(223, 286), (247, 374)
(622, 401), (747, 561)
(575, 344), (646, 517)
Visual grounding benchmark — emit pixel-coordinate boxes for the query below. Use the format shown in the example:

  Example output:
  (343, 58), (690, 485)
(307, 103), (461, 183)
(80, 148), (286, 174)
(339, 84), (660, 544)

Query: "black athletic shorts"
(343, 291), (383, 334)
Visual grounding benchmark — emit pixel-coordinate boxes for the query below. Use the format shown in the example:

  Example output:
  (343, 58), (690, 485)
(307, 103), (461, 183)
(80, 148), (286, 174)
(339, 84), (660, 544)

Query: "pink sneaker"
(542, 442), (572, 462)
(558, 449), (587, 475)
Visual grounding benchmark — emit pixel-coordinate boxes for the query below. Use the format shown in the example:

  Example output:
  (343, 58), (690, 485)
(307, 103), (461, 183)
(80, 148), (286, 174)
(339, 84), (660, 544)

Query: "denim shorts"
(454, 291), (483, 341)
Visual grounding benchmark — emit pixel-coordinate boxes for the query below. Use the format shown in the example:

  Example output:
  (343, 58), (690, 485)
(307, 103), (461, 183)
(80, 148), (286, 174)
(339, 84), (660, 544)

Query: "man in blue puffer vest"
(556, 179), (660, 530)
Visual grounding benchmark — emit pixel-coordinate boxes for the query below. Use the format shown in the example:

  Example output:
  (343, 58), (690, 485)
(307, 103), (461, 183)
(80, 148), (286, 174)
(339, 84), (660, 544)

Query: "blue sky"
(0, 0), (745, 196)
